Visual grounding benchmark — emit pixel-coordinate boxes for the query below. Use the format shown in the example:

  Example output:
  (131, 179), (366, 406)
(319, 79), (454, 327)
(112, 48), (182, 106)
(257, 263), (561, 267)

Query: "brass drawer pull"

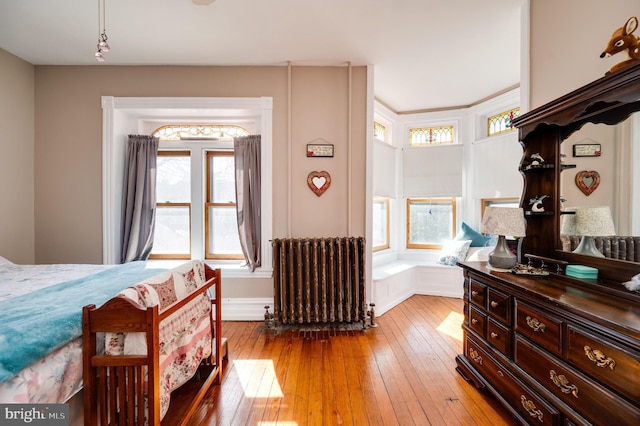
(490, 301), (499, 308)
(471, 290), (479, 297)
(469, 348), (483, 365)
(526, 315), (546, 332)
(550, 370), (579, 397)
(584, 345), (616, 370)
(471, 318), (479, 325)
(520, 395), (544, 422)
(490, 332), (499, 339)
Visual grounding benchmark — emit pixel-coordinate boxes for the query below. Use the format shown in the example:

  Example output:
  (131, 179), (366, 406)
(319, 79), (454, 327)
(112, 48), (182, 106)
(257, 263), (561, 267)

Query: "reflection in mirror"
(559, 113), (640, 262)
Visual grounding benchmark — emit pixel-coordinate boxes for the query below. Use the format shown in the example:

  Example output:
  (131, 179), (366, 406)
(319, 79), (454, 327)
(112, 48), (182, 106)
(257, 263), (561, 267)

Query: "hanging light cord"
(94, 0), (109, 61)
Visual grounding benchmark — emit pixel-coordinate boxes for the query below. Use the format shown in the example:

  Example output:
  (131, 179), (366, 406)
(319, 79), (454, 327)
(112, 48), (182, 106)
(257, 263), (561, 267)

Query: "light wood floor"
(188, 295), (518, 425)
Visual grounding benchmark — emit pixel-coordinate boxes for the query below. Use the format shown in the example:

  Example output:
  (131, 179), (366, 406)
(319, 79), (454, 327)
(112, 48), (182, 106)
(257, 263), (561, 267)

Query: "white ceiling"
(0, 0), (523, 113)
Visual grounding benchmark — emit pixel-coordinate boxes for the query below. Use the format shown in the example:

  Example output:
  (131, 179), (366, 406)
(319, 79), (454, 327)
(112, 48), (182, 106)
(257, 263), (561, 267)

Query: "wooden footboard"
(82, 265), (223, 426)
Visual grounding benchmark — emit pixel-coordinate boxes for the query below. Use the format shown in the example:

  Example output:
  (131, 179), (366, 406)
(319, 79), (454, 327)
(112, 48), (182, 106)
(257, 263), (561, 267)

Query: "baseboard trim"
(222, 297), (273, 321)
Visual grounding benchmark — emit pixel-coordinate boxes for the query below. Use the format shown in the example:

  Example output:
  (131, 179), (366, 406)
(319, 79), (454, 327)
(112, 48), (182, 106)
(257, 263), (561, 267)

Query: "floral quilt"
(105, 260), (213, 420)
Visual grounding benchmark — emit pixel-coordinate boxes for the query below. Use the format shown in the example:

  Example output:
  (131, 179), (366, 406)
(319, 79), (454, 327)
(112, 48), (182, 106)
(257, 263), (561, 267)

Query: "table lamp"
(480, 207), (526, 270)
(573, 206), (615, 257)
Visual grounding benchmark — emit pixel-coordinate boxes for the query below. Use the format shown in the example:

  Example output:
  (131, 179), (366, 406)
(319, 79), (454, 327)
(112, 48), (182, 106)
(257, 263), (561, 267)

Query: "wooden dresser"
(455, 64), (640, 425)
(455, 262), (640, 425)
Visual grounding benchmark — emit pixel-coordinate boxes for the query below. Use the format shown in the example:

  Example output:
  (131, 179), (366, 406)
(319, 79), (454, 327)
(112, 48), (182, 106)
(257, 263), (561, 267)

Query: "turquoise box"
(566, 265), (598, 279)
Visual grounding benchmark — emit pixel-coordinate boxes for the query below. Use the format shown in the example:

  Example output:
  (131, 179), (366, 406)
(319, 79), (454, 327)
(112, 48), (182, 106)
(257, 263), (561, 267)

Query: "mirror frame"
(513, 63), (640, 285)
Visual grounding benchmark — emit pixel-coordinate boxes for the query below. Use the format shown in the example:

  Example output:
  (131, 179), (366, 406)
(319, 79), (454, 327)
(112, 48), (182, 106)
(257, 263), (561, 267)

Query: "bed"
(0, 256), (167, 404)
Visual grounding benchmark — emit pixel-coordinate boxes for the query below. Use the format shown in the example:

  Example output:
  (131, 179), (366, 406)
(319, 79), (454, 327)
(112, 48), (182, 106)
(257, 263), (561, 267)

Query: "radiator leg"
(367, 303), (378, 328)
(264, 306), (277, 334)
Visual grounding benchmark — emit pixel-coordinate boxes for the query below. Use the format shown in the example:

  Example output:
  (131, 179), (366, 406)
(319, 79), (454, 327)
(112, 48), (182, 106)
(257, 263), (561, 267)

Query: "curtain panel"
(120, 135), (159, 263)
(234, 135), (261, 271)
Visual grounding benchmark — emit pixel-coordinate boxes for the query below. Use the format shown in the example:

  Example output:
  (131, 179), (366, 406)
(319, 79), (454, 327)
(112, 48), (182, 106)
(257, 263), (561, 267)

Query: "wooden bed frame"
(82, 265), (223, 426)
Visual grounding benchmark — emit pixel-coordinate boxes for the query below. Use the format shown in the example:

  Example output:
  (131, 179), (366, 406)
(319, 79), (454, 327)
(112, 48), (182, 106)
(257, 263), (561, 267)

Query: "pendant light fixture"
(95, 0), (110, 61)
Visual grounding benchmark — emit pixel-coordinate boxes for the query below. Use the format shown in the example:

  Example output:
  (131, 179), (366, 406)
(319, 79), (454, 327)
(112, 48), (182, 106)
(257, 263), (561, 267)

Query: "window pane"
(409, 201), (453, 245)
(209, 155), (236, 203)
(409, 125), (454, 146)
(157, 156), (190, 202)
(208, 206), (242, 255)
(373, 199), (388, 249)
(152, 206), (190, 255)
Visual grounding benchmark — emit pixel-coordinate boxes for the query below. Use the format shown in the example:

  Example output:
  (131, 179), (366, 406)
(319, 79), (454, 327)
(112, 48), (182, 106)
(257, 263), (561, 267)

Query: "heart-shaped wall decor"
(575, 170), (600, 196)
(307, 171), (331, 196)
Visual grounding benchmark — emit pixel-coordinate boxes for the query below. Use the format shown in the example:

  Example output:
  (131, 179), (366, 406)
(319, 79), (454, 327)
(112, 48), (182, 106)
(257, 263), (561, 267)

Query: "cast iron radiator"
(270, 237), (369, 326)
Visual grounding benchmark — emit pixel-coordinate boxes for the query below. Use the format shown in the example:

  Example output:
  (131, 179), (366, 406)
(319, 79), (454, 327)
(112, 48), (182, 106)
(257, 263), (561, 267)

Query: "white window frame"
(101, 96), (273, 278)
(372, 197), (390, 252)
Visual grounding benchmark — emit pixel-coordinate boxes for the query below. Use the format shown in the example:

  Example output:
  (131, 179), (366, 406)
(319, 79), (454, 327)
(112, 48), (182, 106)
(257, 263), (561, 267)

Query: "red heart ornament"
(307, 171), (331, 196)
(575, 170), (600, 196)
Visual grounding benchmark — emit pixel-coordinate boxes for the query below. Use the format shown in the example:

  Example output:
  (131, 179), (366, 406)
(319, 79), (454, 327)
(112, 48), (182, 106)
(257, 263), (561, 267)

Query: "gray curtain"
(120, 135), (159, 263)
(234, 135), (261, 271)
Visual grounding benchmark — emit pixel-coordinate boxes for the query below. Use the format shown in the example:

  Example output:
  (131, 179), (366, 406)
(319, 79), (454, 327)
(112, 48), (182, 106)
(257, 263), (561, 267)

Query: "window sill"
(146, 259), (272, 279)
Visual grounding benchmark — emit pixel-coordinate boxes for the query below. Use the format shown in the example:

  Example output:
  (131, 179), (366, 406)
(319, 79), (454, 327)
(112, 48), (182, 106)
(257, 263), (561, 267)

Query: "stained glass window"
(153, 125), (250, 141)
(374, 121), (386, 142)
(488, 108), (520, 136)
(409, 125), (454, 146)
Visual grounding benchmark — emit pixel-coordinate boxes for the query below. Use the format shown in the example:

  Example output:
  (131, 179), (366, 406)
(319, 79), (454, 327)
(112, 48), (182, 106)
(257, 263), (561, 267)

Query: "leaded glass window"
(374, 121), (386, 142)
(154, 124), (250, 141)
(409, 125), (454, 146)
(488, 108), (520, 136)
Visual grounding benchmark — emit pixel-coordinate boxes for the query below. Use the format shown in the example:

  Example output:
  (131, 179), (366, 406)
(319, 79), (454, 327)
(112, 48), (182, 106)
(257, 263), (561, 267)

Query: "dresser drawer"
(469, 305), (486, 337)
(469, 279), (486, 308)
(515, 302), (563, 356)
(515, 336), (640, 425)
(488, 317), (511, 358)
(466, 336), (560, 426)
(487, 287), (511, 324)
(566, 325), (640, 403)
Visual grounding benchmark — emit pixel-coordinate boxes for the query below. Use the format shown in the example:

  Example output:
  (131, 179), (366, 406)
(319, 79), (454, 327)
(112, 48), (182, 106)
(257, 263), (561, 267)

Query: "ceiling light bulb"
(99, 32), (110, 52)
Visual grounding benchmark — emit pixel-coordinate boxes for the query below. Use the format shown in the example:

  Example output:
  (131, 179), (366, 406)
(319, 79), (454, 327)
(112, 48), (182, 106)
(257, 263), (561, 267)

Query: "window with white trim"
(150, 125), (250, 261)
(406, 198), (457, 249)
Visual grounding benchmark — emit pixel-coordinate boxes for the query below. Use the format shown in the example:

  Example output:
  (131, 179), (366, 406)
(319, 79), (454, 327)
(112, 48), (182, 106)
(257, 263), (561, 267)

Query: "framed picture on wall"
(572, 143), (601, 157)
(307, 143), (334, 157)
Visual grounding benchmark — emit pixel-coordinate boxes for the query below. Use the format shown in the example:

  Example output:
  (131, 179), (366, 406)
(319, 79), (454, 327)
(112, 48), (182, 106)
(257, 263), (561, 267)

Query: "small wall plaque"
(307, 144), (334, 157)
(572, 143), (601, 157)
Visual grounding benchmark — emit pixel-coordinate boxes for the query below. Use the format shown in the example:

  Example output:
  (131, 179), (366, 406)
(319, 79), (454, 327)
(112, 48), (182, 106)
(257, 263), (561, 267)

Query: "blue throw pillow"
(455, 222), (491, 247)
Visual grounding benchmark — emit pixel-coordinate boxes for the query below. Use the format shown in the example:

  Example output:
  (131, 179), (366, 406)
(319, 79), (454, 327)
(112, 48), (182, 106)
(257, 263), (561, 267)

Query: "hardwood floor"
(188, 295), (518, 425)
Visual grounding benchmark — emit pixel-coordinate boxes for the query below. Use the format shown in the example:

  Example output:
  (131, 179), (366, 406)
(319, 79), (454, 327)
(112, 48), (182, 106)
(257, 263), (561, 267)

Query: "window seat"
(372, 247), (493, 316)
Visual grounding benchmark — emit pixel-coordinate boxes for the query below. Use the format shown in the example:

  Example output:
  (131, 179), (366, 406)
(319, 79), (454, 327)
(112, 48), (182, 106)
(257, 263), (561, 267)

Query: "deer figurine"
(600, 16), (640, 74)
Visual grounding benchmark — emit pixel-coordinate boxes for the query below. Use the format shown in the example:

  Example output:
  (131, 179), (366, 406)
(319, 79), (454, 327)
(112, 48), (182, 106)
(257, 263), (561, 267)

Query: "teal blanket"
(0, 261), (165, 383)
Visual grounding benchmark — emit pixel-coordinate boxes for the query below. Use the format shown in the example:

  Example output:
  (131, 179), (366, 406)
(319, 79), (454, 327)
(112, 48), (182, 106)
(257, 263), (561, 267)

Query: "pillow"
(455, 222), (491, 247)
(0, 256), (13, 265)
(466, 246), (495, 262)
(437, 239), (472, 266)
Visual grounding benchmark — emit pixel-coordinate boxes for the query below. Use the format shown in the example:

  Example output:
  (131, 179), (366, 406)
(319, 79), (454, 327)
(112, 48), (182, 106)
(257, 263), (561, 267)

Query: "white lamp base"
(572, 236), (604, 257)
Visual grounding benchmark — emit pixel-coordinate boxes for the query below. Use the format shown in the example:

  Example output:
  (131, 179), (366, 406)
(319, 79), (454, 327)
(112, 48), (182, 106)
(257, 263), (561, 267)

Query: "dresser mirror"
(559, 114), (639, 261)
(513, 63), (640, 285)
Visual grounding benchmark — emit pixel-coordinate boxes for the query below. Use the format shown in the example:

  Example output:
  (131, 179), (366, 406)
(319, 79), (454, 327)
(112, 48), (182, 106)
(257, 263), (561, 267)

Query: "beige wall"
(0, 49), (35, 263)
(30, 65), (367, 297)
(528, 0), (638, 237)
(33, 65), (366, 265)
(529, 0), (639, 109)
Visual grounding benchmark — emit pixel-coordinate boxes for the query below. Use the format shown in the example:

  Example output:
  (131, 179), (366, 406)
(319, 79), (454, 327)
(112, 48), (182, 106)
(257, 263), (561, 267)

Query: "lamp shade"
(560, 209), (578, 235)
(575, 206), (615, 236)
(480, 207), (526, 237)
